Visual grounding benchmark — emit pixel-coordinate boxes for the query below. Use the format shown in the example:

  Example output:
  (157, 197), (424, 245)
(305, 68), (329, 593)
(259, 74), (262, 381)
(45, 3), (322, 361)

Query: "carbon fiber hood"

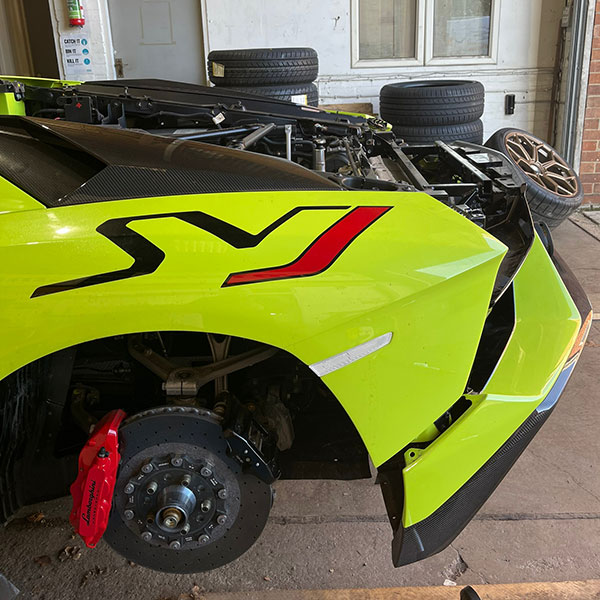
(0, 116), (339, 208)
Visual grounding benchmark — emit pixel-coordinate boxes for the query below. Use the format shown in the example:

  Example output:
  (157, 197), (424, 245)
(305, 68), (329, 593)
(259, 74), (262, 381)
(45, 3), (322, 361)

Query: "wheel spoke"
(546, 172), (577, 195)
(531, 173), (546, 188)
(541, 175), (559, 193)
(507, 139), (530, 162)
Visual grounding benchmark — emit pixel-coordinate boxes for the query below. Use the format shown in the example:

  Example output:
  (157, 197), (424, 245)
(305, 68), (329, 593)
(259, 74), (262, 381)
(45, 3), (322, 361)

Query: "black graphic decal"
(32, 206), (348, 298)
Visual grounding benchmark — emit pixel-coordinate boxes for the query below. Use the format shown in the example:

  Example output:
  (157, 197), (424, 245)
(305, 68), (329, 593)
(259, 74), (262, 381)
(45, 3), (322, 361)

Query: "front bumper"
(382, 237), (592, 567)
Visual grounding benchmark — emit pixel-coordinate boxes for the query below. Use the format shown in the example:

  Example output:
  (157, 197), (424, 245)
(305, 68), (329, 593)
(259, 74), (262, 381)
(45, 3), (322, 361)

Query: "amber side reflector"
(568, 310), (593, 362)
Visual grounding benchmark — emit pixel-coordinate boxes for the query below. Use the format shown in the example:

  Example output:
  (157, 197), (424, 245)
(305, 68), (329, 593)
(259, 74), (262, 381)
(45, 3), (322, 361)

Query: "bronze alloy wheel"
(485, 127), (583, 228)
(504, 131), (579, 198)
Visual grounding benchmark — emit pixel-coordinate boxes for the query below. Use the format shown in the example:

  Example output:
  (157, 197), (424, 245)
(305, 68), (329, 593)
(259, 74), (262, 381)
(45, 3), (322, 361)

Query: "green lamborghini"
(0, 77), (592, 573)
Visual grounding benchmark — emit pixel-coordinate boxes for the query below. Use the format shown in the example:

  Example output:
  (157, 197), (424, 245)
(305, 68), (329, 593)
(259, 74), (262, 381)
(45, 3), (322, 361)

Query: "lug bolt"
(124, 509), (134, 520)
(200, 499), (212, 513)
(216, 514), (227, 526)
(200, 467), (212, 477)
(146, 481), (158, 495)
(141, 463), (153, 474)
(181, 475), (192, 487)
(198, 534), (210, 545)
(169, 540), (181, 550)
(141, 531), (152, 542)
(217, 489), (227, 499)
(181, 524), (190, 535)
(171, 457), (183, 467)
(124, 483), (135, 494)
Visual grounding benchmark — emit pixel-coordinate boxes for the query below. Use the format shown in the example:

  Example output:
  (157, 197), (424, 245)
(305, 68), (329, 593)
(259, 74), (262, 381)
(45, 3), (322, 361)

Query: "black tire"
(393, 120), (484, 145)
(208, 48), (318, 86)
(380, 80), (484, 126)
(485, 128), (583, 228)
(222, 83), (318, 107)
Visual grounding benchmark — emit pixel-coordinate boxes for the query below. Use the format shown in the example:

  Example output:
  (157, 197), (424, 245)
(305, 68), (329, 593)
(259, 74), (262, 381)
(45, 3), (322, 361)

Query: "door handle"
(115, 58), (124, 78)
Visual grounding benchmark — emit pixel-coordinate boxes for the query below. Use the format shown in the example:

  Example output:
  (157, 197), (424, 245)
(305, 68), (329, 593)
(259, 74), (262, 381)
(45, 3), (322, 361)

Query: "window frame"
(351, 0), (425, 68)
(424, 0), (500, 66)
(351, 0), (500, 68)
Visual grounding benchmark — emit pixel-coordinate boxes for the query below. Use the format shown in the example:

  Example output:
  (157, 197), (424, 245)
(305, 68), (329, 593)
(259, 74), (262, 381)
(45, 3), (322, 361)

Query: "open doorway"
(0, 0), (58, 78)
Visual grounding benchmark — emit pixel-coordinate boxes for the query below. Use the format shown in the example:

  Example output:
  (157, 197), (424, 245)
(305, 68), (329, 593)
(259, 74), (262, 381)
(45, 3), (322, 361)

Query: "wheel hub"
(117, 447), (240, 551)
(104, 407), (273, 572)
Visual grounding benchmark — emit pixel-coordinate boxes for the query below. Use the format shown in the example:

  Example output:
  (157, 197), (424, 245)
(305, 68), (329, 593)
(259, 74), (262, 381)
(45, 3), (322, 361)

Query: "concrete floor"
(1, 218), (599, 600)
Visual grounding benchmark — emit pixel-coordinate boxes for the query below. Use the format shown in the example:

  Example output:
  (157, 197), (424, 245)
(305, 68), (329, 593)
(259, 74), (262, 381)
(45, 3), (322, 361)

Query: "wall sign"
(60, 30), (93, 80)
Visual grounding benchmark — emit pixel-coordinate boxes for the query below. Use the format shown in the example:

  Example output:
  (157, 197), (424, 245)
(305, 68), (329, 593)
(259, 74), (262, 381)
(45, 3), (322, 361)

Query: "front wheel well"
(0, 330), (370, 523)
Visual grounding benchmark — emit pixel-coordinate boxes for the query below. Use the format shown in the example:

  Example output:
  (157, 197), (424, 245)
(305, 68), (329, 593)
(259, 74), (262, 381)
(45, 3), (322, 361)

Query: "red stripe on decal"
(223, 206), (391, 287)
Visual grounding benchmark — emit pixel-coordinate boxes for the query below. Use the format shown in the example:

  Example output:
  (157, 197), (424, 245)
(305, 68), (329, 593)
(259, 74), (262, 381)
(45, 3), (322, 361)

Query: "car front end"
(0, 77), (592, 572)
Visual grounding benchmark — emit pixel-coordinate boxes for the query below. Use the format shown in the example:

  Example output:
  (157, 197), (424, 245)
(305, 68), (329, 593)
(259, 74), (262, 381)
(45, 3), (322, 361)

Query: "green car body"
(0, 186), (507, 468)
(0, 77), (591, 571)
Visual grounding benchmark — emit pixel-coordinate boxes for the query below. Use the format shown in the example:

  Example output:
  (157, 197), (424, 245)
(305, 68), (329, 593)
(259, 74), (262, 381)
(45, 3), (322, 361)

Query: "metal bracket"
(225, 427), (278, 484)
(0, 80), (25, 101)
(165, 345), (277, 397)
(207, 334), (231, 395)
(128, 335), (278, 398)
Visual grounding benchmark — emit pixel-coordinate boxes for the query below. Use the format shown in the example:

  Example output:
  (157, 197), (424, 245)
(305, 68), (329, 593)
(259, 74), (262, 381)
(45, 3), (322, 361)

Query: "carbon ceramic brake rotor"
(103, 407), (273, 573)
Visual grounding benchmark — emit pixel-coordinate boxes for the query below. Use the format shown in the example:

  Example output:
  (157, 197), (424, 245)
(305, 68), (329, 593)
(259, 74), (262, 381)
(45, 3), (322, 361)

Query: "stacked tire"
(379, 80), (485, 144)
(207, 48), (319, 107)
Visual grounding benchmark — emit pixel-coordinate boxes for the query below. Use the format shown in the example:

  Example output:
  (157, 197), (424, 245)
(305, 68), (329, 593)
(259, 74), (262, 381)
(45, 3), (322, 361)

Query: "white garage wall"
(44, 0), (565, 142)
(203, 0), (565, 140)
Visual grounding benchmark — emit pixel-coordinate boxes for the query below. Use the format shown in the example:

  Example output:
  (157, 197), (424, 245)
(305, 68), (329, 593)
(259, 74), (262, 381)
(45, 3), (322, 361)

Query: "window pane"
(359, 0), (417, 60)
(433, 0), (492, 58)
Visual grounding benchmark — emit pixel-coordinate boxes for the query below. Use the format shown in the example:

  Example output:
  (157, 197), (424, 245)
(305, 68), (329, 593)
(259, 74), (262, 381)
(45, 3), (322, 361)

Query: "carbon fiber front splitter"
(393, 384), (558, 566)
(387, 251), (592, 567)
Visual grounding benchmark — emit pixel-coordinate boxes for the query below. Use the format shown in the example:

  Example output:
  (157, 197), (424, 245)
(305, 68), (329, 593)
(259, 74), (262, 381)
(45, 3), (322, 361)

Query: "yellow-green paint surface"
(0, 92), (25, 116)
(0, 76), (81, 116)
(322, 109), (393, 131)
(0, 76), (81, 117)
(402, 236), (581, 526)
(0, 178), (45, 214)
(0, 188), (505, 466)
(0, 76), (81, 88)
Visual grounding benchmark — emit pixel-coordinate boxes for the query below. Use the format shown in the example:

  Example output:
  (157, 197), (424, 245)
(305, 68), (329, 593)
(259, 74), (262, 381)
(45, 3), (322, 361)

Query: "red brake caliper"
(69, 409), (127, 548)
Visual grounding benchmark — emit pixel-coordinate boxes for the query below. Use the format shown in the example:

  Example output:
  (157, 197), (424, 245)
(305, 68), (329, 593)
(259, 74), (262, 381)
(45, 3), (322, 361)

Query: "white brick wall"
(48, 0), (115, 81)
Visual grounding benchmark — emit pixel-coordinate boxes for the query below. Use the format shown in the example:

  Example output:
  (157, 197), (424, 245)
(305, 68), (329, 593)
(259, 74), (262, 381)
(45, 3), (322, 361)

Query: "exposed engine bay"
(19, 79), (526, 226)
(7, 78), (536, 301)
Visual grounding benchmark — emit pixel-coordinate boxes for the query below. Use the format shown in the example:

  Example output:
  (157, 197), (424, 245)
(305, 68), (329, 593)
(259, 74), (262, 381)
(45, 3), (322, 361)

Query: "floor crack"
(528, 447), (600, 505)
(449, 543), (490, 585)
(443, 544), (469, 582)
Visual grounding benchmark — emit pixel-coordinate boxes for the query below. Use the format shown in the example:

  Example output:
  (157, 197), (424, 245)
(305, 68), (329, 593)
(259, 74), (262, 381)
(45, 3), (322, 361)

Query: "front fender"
(0, 189), (505, 465)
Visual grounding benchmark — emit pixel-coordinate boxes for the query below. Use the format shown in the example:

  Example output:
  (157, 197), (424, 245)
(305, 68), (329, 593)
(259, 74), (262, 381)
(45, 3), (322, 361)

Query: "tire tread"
(393, 120), (484, 144)
(208, 48), (318, 86)
(380, 80), (484, 126)
(222, 83), (318, 106)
